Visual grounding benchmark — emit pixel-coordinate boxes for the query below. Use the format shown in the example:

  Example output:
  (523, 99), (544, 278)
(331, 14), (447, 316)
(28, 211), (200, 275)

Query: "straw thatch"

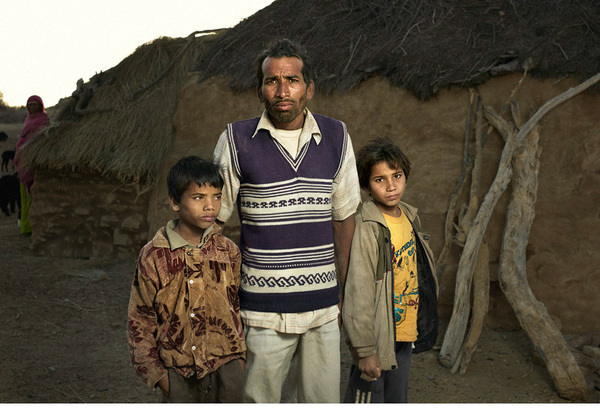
(24, 33), (222, 191)
(195, 0), (600, 98)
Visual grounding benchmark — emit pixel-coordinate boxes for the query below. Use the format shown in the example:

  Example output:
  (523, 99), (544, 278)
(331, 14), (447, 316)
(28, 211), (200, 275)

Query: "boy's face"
(169, 182), (222, 242)
(368, 161), (407, 216)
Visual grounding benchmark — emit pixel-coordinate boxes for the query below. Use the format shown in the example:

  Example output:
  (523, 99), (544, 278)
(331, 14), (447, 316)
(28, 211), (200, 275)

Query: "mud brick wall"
(29, 169), (150, 260)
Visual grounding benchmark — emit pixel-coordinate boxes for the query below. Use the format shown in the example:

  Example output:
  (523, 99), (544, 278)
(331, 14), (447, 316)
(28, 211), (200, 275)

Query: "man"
(213, 39), (360, 403)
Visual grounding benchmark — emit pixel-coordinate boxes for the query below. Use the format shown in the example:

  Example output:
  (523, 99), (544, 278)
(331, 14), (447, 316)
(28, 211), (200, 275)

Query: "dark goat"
(0, 173), (20, 216)
(1, 150), (15, 172)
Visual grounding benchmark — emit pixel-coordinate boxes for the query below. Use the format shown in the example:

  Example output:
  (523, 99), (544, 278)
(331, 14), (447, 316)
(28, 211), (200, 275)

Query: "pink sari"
(14, 95), (50, 191)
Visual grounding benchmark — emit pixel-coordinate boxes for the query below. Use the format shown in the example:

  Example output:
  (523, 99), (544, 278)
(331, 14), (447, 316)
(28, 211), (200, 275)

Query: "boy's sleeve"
(126, 249), (168, 390)
(342, 220), (379, 359)
(229, 242), (246, 359)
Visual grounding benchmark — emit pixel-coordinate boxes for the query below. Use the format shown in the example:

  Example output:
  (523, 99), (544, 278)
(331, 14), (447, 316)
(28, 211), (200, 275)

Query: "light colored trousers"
(242, 319), (340, 403)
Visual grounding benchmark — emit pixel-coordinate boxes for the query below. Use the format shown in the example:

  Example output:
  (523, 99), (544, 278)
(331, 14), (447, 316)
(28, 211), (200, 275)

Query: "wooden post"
(496, 101), (587, 400)
(451, 240), (489, 375)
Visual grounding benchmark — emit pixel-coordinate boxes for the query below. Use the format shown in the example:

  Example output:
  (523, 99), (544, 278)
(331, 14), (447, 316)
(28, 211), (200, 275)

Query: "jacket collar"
(152, 219), (221, 250)
(360, 199), (418, 227)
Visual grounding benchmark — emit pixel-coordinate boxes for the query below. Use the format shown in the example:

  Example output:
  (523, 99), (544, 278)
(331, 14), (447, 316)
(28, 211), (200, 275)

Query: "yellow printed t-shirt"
(383, 211), (419, 342)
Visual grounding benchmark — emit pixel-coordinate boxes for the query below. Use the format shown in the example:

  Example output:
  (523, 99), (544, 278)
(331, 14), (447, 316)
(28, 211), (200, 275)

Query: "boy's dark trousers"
(162, 359), (245, 403)
(344, 341), (412, 403)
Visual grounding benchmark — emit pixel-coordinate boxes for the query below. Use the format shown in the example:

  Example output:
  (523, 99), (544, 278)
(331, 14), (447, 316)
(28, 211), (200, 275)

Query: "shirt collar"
(165, 219), (214, 250)
(252, 108), (322, 146)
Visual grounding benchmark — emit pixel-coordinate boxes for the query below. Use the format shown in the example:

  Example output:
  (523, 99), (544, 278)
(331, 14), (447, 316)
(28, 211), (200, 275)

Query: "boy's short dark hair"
(255, 38), (314, 87)
(356, 137), (411, 190)
(167, 156), (224, 203)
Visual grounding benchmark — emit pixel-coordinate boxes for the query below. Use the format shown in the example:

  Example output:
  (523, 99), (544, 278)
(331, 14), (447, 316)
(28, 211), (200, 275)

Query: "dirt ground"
(0, 206), (598, 404)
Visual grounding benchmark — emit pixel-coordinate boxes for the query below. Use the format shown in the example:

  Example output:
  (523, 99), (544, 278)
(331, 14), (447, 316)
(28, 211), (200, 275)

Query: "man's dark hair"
(255, 38), (314, 87)
(356, 136), (412, 190)
(167, 156), (224, 203)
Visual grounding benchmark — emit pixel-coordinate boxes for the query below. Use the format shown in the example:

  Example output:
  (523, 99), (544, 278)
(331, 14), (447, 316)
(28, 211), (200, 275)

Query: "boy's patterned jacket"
(127, 221), (245, 389)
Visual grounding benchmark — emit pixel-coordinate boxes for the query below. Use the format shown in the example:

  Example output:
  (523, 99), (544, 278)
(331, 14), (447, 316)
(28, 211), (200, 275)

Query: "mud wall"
(148, 73), (599, 333)
(30, 169), (150, 260)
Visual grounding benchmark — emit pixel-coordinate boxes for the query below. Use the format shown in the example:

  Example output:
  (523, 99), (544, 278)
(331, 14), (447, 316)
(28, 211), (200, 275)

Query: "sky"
(1, 0), (276, 108)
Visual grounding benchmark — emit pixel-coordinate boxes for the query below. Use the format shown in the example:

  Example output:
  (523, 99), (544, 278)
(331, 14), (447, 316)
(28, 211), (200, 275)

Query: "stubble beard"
(266, 94), (307, 125)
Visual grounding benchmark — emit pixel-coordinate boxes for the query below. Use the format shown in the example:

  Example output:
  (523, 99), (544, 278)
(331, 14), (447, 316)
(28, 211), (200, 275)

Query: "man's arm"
(333, 214), (355, 301)
(213, 129), (239, 225)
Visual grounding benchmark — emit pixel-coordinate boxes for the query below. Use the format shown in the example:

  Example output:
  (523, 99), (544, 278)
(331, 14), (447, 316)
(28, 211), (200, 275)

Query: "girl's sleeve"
(342, 221), (379, 358)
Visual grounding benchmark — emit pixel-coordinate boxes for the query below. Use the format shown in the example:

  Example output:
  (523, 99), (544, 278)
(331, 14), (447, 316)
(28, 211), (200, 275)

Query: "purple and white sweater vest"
(226, 114), (348, 313)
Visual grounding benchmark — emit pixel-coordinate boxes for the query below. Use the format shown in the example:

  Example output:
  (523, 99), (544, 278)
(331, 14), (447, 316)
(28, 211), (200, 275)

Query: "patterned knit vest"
(226, 114), (347, 313)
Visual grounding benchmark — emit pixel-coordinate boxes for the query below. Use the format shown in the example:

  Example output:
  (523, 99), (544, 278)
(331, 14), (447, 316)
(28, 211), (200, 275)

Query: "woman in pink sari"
(14, 95), (50, 235)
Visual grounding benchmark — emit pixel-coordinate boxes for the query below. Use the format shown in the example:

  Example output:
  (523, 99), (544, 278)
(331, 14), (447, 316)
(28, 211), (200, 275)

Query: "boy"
(127, 156), (246, 403)
(342, 137), (439, 403)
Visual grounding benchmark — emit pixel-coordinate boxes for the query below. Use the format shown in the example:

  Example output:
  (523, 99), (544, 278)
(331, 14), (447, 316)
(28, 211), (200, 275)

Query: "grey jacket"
(342, 199), (439, 370)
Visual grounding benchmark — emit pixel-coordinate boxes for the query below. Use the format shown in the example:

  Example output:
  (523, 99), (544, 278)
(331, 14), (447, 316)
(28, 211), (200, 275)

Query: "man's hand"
(358, 354), (382, 381)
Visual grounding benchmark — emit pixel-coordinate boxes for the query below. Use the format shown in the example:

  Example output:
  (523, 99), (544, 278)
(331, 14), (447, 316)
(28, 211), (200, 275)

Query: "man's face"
(257, 56), (314, 130)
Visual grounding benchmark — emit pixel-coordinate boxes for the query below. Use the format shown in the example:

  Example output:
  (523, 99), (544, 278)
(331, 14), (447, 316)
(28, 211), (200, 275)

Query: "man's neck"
(267, 110), (306, 131)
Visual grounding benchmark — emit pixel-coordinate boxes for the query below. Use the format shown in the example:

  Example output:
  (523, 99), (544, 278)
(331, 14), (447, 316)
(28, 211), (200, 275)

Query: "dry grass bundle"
(195, 0), (600, 99)
(24, 33), (221, 192)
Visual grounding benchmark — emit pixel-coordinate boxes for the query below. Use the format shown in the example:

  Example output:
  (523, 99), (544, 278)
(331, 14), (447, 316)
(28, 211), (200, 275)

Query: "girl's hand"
(358, 354), (381, 380)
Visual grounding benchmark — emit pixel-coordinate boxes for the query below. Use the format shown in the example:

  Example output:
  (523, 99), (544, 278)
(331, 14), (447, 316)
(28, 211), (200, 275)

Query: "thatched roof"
(196, 0), (600, 98)
(26, 0), (599, 190)
(25, 33), (221, 191)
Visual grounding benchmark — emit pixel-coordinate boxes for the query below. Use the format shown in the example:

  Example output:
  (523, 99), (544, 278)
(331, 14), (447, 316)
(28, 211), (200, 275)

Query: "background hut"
(25, 0), (599, 340)
(23, 33), (222, 258)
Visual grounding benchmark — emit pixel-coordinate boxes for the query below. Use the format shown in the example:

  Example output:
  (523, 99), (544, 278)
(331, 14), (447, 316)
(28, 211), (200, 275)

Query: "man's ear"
(257, 85), (264, 103)
(168, 196), (180, 212)
(306, 80), (315, 100)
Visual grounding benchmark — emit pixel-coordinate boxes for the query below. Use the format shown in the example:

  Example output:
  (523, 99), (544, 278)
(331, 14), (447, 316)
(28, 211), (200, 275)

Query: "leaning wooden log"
(438, 104), (518, 368)
(439, 72), (600, 369)
(451, 240), (490, 375)
(436, 89), (476, 277)
(438, 75), (526, 368)
(498, 104), (587, 401)
(449, 98), (491, 375)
